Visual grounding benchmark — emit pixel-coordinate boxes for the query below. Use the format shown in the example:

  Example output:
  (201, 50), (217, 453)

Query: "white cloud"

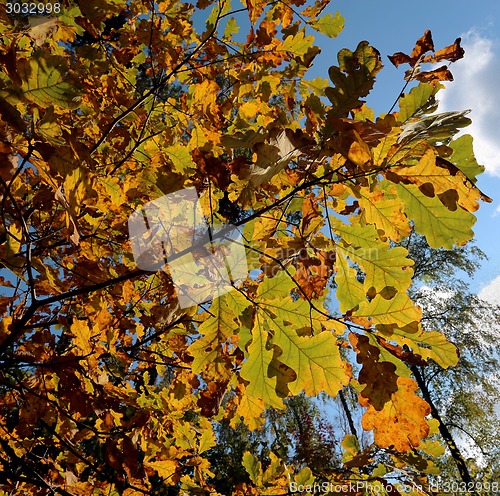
(438, 30), (500, 176)
(478, 275), (500, 305)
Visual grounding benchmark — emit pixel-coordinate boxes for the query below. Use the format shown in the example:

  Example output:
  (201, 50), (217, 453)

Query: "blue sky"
(308, 1), (500, 299)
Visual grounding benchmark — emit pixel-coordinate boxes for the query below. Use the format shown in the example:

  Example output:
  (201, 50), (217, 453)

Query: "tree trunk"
(411, 365), (477, 491)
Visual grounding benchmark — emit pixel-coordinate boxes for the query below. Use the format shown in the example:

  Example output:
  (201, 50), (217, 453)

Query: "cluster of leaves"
(0, 0), (493, 494)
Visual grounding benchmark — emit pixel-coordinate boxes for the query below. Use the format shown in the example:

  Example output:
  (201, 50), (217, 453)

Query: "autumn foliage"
(0, 0), (492, 494)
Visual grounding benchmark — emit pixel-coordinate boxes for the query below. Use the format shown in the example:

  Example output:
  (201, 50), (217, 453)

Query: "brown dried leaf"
(410, 30), (434, 61)
(389, 30), (434, 68)
(349, 333), (399, 411)
(423, 37), (465, 63)
(415, 66), (454, 83)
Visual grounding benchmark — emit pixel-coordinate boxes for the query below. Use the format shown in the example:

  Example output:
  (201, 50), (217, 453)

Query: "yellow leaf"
(357, 182), (411, 241)
(71, 320), (93, 356)
(164, 144), (196, 173)
(198, 427), (216, 454)
(0, 317), (13, 348)
(188, 79), (219, 119)
(188, 291), (250, 380)
(381, 329), (459, 369)
(146, 459), (179, 481)
(240, 312), (286, 410)
(240, 101), (260, 119)
(235, 393), (266, 430)
(389, 148), (483, 212)
(2, 223), (23, 275)
(356, 292), (422, 334)
(245, 0), (267, 23)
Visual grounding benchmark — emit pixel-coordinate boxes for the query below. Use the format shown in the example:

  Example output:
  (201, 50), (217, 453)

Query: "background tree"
(406, 234), (500, 487)
(0, 0), (494, 494)
(206, 394), (341, 494)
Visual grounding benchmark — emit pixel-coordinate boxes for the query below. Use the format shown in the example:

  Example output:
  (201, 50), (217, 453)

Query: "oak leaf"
(388, 30), (434, 68)
(394, 182), (476, 249)
(349, 333), (399, 411)
(325, 42), (382, 118)
(360, 377), (431, 452)
(5, 52), (80, 109)
(310, 12), (344, 39)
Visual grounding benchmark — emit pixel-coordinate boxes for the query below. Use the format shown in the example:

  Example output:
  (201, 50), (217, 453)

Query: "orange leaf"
(245, 0), (266, 23)
(360, 377), (431, 452)
(301, 194), (320, 233)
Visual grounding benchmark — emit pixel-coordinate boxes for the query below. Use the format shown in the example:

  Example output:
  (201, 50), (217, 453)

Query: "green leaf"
(334, 220), (414, 298)
(338, 41), (381, 75)
(395, 182), (476, 249)
(397, 82), (440, 123)
(341, 434), (360, 461)
(335, 253), (366, 313)
(299, 76), (329, 97)
(223, 17), (239, 39)
(256, 271), (294, 301)
(17, 53), (80, 109)
(449, 134), (485, 183)
(206, 0), (231, 29)
(164, 144), (196, 173)
(372, 463), (388, 477)
(294, 467), (314, 486)
(268, 308), (351, 396)
(310, 12), (344, 39)
(242, 286), (349, 406)
(325, 41), (382, 117)
(58, 6), (86, 36)
(282, 31), (315, 57)
(242, 452), (262, 486)
(258, 287), (336, 334)
(335, 249), (365, 313)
